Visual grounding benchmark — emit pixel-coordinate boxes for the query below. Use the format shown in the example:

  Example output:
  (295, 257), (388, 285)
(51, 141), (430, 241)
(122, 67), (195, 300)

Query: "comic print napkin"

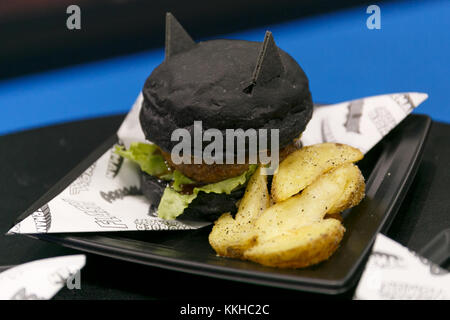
(354, 234), (449, 300)
(0, 255), (86, 300)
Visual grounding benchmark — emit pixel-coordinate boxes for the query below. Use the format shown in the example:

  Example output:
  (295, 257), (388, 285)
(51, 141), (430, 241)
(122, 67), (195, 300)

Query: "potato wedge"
(254, 163), (364, 243)
(208, 143), (366, 269)
(324, 212), (343, 223)
(244, 219), (345, 268)
(328, 167), (365, 214)
(208, 213), (253, 258)
(271, 143), (363, 202)
(209, 166), (270, 258)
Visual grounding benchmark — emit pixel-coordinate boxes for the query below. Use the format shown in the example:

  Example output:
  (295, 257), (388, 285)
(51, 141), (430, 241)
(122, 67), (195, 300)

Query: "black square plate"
(16, 114), (431, 294)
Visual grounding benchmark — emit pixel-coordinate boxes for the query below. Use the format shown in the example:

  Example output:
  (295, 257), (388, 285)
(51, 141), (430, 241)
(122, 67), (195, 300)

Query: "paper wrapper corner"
(354, 234), (449, 300)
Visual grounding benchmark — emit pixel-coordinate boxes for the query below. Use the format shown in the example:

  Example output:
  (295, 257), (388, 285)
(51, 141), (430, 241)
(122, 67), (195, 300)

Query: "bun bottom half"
(140, 172), (245, 222)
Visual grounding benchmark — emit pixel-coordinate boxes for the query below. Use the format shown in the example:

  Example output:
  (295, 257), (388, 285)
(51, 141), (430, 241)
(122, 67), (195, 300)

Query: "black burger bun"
(138, 15), (314, 221)
(140, 39), (313, 155)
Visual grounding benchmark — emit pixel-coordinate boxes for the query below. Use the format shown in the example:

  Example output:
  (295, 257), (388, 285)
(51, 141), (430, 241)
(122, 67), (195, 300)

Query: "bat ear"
(165, 12), (196, 60)
(244, 31), (285, 94)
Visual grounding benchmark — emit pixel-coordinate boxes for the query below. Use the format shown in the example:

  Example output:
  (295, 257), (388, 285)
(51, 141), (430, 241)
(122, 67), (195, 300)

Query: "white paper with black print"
(354, 234), (449, 300)
(301, 92), (428, 153)
(7, 143), (207, 234)
(8, 92), (428, 234)
(0, 255), (86, 300)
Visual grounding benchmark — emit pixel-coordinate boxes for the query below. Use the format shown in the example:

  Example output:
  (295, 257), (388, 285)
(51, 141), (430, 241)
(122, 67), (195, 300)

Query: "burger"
(116, 13), (313, 221)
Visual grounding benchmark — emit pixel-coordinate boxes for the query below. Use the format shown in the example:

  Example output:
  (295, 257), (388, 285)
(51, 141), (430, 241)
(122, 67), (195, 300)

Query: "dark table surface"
(0, 114), (449, 300)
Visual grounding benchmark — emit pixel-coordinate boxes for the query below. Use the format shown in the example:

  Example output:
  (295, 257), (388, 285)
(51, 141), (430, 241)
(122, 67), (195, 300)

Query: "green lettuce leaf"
(157, 187), (197, 220)
(172, 170), (195, 192)
(115, 143), (198, 187)
(157, 165), (257, 220)
(115, 142), (173, 180)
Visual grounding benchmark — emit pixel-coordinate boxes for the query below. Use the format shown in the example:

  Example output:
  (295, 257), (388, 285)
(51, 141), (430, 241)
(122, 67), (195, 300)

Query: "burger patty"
(161, 150), (249, 184)
(160, 140), (301, 184)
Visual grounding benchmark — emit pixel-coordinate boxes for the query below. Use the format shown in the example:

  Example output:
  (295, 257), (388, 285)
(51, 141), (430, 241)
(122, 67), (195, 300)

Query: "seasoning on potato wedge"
(271, 143), (363, 202)
(253, 163), (364, 244)
(208, 143), (366, 269)
(244, 219), (345, 268)
(245, 163), (364, 268)
(208, 166), (270, 258)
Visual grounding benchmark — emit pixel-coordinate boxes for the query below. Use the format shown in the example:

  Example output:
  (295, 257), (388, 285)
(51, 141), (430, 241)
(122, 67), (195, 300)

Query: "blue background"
(0, 0), (449, 136)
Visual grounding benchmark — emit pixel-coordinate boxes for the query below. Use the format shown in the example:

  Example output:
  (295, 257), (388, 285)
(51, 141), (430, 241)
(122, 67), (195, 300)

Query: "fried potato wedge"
(324, 212), (343, 223)
(328, 168), (365, 214)
(271, 143), (363, 202)
(209, 166), (270, 258)
(208, 143), (366, 269)
(255, 163), (364, 243)
(244, 219), (345, 268)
